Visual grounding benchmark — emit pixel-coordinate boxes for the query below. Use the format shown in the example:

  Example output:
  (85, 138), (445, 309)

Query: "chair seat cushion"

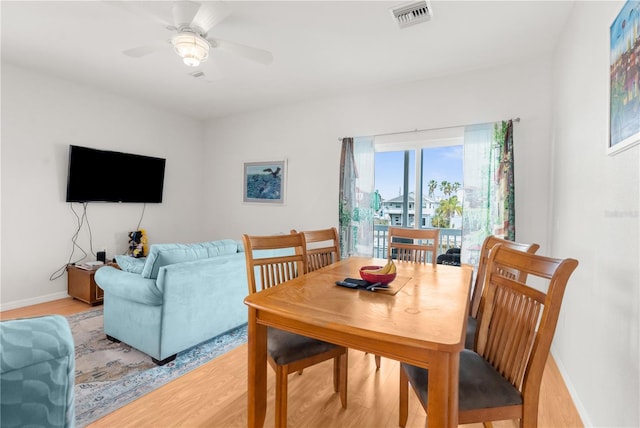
(267, 327), (338, 365)
(401, 349), (522, 411)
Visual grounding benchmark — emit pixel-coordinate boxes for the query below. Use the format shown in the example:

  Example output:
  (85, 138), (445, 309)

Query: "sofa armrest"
(95, 266), (163, 306)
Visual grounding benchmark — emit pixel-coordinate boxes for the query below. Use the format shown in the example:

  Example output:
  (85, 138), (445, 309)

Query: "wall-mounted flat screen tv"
(66, 145), (166, 203)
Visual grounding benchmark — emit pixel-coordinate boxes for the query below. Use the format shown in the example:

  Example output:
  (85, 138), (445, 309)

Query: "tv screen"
(66, 145), (166, 203)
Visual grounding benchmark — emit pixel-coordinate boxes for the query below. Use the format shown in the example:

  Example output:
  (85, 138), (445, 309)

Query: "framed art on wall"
(609, 0), (640, 155)
(243, 160), (286, 204)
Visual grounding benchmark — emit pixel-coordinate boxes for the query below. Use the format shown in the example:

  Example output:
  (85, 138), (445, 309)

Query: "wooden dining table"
(243, 256), (473, 428)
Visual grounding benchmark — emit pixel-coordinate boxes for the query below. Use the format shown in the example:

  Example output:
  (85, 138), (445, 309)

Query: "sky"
(374, 146), (463, 201)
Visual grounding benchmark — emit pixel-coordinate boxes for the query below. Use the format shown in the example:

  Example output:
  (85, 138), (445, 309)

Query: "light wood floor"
(2, 298), (583, 428)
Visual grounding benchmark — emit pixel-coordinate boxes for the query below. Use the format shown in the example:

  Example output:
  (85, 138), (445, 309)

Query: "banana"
(367, 260), (395, 275)
(387, 262), (396, 275)
(365, 266), (385, 274)
(379, 262), (392, 274)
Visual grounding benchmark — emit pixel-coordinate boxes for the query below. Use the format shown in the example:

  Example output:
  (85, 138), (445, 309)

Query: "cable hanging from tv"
(49, 202), (95, 281)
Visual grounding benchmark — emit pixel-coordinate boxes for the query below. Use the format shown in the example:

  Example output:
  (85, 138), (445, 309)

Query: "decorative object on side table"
(128, 229), (148, 257)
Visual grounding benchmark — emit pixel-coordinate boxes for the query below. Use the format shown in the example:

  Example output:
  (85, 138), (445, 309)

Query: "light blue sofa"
(94, 239), (248, 365)
(0, 315), (75, 428)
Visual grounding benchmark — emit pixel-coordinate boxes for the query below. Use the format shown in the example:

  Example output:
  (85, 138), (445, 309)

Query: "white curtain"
(461, 121), (516, 266)
(461, 123), (495, 266)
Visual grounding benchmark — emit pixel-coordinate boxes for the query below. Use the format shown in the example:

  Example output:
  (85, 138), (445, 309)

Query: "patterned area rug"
(68, 309), (247, 427)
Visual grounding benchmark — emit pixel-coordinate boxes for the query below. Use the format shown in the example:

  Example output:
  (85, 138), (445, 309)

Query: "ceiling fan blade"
(122, 41), (167, 58)
(211, 38), (274, 65)
(192, 1), (231, 34)
(172, 1), (200, 27)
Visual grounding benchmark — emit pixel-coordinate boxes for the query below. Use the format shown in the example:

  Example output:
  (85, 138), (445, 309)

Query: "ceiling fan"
(120, 1), (273, 69)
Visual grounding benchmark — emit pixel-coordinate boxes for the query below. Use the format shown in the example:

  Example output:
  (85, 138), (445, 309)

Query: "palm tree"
(431, 207), (449, 228)
(440, 180), (452, 198)
(430, 180), (463, 228)
(438, 195), (463, 228)
(428, 180), (438, 198)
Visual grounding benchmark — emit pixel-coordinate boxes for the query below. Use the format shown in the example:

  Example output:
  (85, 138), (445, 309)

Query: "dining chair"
(387, 226), (440, 266)
(399, 244), (578, 428)
(242, 233), (348, 427)
(291, 227), (340, 272)
(289, 227), (341, 375)
(466, 235), (540, 349)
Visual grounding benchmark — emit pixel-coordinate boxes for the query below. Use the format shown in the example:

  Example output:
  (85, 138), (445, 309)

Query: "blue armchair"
(0, 315), (75, 428)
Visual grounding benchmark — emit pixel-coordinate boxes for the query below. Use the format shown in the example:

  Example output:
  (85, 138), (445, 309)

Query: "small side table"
(67, 265), (104, 306)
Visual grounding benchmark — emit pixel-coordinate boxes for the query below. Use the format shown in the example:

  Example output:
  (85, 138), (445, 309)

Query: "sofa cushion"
(141, 244), (209, 279)
(115, 255), (146, 274)
(141, 240), (241, 279)
(198, 239), (240, 257)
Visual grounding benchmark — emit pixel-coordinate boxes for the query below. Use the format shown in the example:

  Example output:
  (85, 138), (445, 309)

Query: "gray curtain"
(339, 137), (375, 257)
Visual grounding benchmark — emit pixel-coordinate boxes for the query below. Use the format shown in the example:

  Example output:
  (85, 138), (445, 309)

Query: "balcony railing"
(373, 224), (462, 259)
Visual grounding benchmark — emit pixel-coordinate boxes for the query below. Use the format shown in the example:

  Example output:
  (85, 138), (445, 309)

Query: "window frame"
(374, 127), (464, 229)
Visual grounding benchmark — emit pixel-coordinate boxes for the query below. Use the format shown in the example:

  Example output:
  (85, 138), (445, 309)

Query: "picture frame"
(243, 160), (286, 204)
(608, 0), (640, 156)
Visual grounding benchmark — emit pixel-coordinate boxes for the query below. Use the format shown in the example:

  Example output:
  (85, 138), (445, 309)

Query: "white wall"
(204, 57), (554, 253)
(551, 2), (640, 427)
(0, 64), (207, 310)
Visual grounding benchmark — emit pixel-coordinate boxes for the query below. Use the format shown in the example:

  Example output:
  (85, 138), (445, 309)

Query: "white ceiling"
(1, 1), (575, 121)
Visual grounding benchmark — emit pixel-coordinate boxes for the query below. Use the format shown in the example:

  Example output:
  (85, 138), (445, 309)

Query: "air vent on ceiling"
(390, 0), (432, 29)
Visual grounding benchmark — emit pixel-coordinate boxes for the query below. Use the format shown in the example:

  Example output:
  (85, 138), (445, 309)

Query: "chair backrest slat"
(291, 227), (340, 272)
(470, 235), (540, 317)
(485, 283), (542, 386)
(387, 227), (440, 266)
(475, 244), (578, 395)
(243, 233), (308, 294)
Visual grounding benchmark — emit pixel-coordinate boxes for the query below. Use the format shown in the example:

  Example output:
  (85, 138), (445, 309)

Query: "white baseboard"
(0, 291), (70, 312)
(550, 348), (593, 427)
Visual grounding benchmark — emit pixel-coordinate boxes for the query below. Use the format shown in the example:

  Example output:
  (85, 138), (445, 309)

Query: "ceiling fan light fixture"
(171, 32), (209, 67)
